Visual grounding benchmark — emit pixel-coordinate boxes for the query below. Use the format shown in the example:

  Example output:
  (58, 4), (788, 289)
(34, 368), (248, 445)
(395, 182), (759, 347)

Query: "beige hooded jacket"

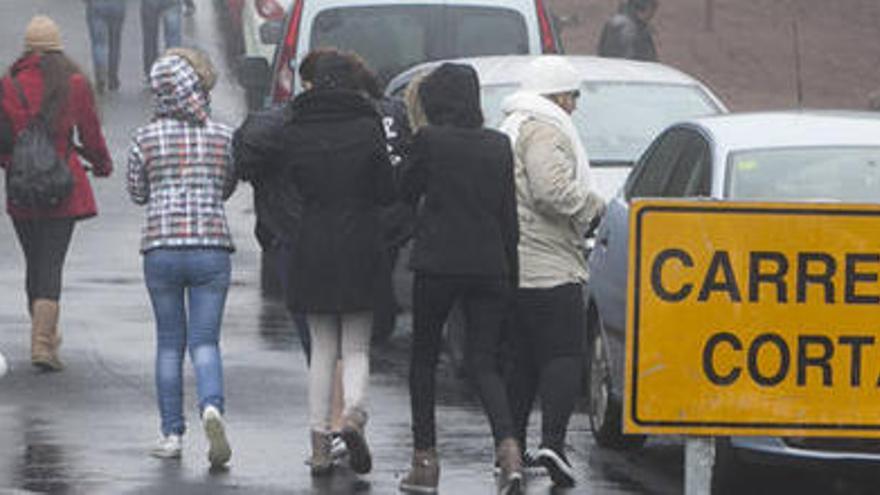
(501, 92), (605, 288)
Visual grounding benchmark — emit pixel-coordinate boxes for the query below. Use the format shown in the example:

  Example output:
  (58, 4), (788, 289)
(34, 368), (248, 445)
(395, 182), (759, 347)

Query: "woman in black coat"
(280, 51), (394, 476)
(397, 63), (523, 495)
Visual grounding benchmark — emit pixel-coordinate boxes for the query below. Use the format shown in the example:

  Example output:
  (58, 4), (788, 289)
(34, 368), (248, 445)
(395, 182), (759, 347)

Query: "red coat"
(1, 54), (113, 220)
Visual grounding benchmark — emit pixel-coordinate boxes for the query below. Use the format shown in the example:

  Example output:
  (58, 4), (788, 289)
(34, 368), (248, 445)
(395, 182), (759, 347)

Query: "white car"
(263, 0), (564, 105)
(239, 0), (292, 109)
(386, 55), (727, 371)
(387, 55), (728, 201)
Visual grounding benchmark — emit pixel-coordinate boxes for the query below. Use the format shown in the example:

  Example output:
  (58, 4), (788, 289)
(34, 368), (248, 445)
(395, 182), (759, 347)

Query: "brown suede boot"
(31, 299), (63, 372)
(399, 449), (439, 493)
(309, 430), (333, 476)
(496, 438), (523, 495)
(340, 407), (372, 474)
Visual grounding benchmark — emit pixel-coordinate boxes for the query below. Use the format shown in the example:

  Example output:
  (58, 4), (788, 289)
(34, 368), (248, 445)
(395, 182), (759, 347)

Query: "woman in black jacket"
(280, 51), (394, 476)
(398, 63), (522, 495)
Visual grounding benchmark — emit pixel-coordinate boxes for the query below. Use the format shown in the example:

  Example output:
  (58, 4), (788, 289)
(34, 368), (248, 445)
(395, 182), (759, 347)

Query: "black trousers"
(410, 273), (515, 450)
(12, 218), (75, 306)
(506, 283), (586, 453)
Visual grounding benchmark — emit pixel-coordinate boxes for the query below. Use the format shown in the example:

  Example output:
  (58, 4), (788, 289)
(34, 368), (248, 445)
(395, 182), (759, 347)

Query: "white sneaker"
(330, 434), (348, 460)
(150, 434), (182, 459)
(202, 405), (232, 467)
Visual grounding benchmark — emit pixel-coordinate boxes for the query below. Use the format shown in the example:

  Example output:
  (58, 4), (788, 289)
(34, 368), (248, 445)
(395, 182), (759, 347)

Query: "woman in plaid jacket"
(127, 49), (236, 468)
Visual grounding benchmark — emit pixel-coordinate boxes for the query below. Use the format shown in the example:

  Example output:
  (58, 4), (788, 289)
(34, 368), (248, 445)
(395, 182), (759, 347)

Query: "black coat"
(597, 11), (658, 62)
(233, 107), (303, 250)
(400, 125), (519, 284)
(281, 89), (395, 313)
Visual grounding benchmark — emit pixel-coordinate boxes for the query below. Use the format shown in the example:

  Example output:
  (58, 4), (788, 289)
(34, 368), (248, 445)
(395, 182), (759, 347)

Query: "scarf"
(499, 91), (593, 187)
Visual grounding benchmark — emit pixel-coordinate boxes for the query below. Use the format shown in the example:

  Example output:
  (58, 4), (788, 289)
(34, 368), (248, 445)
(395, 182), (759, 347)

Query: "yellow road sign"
(624, 200), (880, 437)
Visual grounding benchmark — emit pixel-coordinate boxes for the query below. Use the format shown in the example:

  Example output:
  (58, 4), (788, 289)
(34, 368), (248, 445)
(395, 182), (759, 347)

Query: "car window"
(626, 128), (692, 200)
(663, 133), (711, 197)
(447, 7), (529, 58)
(727, 146), (880, 202)
(310, 6), (440, 84)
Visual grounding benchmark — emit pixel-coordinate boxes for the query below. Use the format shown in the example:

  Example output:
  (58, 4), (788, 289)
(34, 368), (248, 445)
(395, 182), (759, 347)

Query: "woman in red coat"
(0, 16), (113, 371)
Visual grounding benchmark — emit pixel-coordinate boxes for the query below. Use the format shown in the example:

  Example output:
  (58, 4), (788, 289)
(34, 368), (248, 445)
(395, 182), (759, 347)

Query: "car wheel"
(587, 324), (646, 450)
(711, 438), (756, 495)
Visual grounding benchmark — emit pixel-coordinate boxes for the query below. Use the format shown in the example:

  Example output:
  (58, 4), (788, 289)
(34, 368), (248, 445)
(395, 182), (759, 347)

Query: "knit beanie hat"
(25, 15), (63, 53)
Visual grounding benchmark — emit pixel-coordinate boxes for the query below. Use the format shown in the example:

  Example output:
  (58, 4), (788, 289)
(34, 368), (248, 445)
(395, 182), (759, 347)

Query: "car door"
(589, 126), (711, 394)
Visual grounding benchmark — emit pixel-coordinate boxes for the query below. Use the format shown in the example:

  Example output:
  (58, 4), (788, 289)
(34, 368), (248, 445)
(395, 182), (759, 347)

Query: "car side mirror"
(238, 56), (271, 92)
(259, 19), (284, 45)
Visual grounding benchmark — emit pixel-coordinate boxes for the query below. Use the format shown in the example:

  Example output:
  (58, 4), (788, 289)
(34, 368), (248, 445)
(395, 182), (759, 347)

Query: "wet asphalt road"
(0, 2), (875, 494)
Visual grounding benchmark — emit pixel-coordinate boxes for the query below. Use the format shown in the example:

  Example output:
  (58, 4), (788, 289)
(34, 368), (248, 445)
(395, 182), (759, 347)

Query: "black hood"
(419, 63), (484, 129)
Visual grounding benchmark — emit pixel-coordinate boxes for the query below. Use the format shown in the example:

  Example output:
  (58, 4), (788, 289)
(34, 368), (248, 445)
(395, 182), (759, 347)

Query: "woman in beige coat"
(499, 56), (605, 489)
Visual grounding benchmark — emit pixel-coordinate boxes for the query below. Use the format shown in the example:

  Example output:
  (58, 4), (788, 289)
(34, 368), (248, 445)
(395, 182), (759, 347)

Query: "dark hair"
(298, 47), (337, 84)
(419, 63), (483, 129)
(39, 52), (84, 126)
(349, 53), (382, 99)
(311, 51), (361, 92)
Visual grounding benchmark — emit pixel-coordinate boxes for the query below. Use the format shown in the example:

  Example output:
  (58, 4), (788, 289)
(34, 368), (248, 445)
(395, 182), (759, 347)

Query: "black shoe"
(536, 447), (575, 488)
(108, 76), (120, 92)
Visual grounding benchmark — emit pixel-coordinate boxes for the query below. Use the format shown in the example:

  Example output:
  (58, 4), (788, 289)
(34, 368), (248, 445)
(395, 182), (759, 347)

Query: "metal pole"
(792, 16), (804, 107)
(705, 0), (715, 31)
(685, 437), (715, 495)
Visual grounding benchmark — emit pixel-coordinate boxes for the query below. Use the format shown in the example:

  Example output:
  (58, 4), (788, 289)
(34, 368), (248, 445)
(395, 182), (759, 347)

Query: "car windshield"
(727, 146), (880, 202)
(483, 82), (720, 165)
(310, 6), (528, 85)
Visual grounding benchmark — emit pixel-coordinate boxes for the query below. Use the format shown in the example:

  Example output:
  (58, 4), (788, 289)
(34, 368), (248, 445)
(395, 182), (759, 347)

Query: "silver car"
(586, 111), (880, 487)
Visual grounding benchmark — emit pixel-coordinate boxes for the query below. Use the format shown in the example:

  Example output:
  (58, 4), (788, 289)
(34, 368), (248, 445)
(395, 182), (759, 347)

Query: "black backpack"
(5, 78), (73, 209)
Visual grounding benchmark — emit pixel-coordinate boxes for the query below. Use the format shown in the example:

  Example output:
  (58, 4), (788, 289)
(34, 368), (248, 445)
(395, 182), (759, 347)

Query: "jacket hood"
(150, 55), (210, 124)
(419, 63), (483, 128)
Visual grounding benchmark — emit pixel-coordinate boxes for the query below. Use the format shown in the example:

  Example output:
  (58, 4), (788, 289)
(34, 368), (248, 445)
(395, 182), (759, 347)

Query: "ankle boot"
(341, 407), (372, 474)
(496, 438), (523, 495)
(31, 299), (63, 372)
(399, 449), (439, 493)
(310, 430), (333, 476)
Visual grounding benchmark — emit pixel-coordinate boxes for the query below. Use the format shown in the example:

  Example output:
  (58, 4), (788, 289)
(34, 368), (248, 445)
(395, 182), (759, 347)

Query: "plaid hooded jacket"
(127, 55), (236, 253)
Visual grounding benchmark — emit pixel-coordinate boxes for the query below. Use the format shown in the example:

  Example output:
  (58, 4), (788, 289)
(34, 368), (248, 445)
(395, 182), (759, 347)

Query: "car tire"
(711, 438), (756, 495)
(587, 323), (646, 450)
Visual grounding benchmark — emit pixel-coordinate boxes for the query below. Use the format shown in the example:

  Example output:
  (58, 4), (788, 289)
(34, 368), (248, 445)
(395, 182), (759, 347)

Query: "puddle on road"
(18, 418), (71, 494)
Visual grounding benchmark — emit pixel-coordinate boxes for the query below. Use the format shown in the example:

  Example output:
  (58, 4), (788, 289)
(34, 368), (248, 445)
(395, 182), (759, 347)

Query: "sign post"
(625, 200), (880, 491)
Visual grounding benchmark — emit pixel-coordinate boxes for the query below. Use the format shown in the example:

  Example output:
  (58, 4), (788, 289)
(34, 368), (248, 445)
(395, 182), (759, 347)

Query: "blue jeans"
(141, 0), (182, 76)
(144, 248), (230, 436)
(85, 0), (126, 86)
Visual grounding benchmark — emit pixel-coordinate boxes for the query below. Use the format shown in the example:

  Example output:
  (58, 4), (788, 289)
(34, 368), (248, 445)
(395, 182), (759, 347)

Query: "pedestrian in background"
(499, 56), (605, 489)
(184, 0), (196, 16)
(597, 0), (659, 61)
(0, 15), (113, 371)
(84, 0), (127, 93)
(398, 63), (522, 495)
(141, 0), (183, 78)
(127, 49), (235, 467)
(279, 49), (394, 477)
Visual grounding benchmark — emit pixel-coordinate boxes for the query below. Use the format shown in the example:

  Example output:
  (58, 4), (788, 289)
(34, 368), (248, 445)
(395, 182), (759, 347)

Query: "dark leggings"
(410, 273), (515, 450)
(12, 218), (75, 306)
(506, 283), (586, 453)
